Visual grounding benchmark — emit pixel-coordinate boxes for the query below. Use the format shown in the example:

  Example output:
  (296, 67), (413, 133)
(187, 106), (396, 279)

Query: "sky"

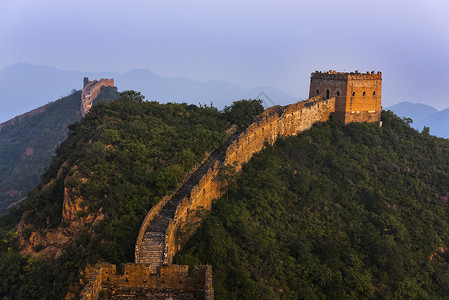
(1, 0), (449, 109)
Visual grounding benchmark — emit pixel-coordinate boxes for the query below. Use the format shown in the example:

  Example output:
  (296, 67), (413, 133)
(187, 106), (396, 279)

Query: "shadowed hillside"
(0, 94), (262, 298)
(0, 91), (82, 213)
(1, 101), (449, 298)
(0, 87), (120, 214)
(175, 111), (449, 299)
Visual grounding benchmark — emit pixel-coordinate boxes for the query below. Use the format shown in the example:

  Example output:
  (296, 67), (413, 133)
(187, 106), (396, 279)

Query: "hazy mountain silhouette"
(386, 102), (438, 122)
(387, 101), (449, 139)
(0, 63), (295, 123)
(413, 108), (449, 139)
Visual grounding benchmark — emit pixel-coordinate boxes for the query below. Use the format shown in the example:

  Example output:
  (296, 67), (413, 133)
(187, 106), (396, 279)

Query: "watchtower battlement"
(81, 77), (115, 117)
(309, 70), (382, 124)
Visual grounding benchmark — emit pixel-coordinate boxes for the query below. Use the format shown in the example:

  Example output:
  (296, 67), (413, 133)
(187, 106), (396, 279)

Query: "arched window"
(373, 91), (376, 96)
(352, 92), (355, 96)
(363, 91), (366, 96)
(316, 89), (320, 95)
(326, 89), (330, 99)
(336, 91), (340, 96)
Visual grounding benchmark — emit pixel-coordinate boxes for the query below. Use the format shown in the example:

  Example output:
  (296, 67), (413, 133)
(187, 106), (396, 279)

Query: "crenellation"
(310, 70), (382, 123)
(81, 263), (213, 300)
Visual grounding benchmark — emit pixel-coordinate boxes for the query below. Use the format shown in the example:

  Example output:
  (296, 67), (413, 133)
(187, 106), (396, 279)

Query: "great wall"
(81, 77), (115, 117)
(81, 71), (382, 299)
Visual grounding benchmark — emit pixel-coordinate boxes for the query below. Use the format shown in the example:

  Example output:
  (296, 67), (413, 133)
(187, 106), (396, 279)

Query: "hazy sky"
(1, 0), (449, 108)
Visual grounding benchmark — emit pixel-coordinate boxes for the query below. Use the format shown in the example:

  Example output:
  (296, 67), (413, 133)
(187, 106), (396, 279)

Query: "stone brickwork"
(82, 73), (382, 298)
(80, 263), (213, 300)
(135, 96), (336, 272)
(81, 77), (115, 117)
(309, 70), (382, 124)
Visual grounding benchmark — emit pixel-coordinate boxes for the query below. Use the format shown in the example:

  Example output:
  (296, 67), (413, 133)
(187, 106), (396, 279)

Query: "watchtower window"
(326, 89), (330, 99)
(316, 89), (320, 95)
(336, 91), (340, 96)
(363, 91), (366, 96)
(352, 92), (355, 97)
(373, 91), (376, 96)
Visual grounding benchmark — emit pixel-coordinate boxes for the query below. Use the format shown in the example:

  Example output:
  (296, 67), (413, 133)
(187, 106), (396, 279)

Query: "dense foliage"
(0, 93), (265, 298)
(175, 111), (449, 299)
(92, 86), (120, 106)
(222, 99), (264, 128)
(22, 91), (230, 261)
(0, 91), (81, 213)
(0, 87), (119, 214)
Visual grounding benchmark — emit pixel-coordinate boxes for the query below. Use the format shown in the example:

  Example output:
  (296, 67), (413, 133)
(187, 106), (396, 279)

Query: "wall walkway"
(135, 96), (336, 271)
(81, 78), (114, 117)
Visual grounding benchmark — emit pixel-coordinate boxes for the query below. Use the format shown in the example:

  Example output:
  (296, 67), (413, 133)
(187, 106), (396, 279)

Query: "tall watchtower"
(309, 70), (382, 124)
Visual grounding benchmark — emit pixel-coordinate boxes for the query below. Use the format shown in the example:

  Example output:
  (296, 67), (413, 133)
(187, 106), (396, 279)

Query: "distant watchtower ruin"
(81, 77), (115, 117)
(309, 70), (382, 124)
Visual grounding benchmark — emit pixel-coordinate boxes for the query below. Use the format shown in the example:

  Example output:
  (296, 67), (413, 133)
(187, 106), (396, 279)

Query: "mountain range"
(0, 63), (295, 123)
(387, 101), (449, 139)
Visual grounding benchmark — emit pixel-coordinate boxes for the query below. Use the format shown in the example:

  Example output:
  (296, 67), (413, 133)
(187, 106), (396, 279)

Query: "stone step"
(136, 132), (239, 268)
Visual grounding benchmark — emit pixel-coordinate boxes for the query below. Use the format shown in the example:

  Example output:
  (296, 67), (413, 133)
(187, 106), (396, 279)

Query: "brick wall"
(143, 96), (336, 265)
(80, 263), (213, 300)
(81, 78), (114, 117)
(85, 96), (335, 299)
(309, 71), (381, 124)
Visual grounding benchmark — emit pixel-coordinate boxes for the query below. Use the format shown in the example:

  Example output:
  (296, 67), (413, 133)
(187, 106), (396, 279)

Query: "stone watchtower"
(309, 70), (382, 124)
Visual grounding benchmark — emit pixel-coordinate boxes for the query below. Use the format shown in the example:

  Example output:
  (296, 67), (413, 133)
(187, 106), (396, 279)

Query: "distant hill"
(386, 101), (438, 122)
(414, 108), (449, 139)
(0, 63), (295, 123)
(387, 102), (449, 139)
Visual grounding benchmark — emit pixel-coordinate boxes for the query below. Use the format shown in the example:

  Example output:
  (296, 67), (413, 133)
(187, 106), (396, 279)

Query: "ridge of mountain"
(0, 91), (82, 213)
(0, 63), (295, 123)
(414, 108), (449, 139)
(386, 101), (438, 122)
(386, 101), (449, 138)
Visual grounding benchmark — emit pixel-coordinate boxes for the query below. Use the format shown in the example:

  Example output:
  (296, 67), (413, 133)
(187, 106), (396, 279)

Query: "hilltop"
(0, 63), (295, 123)
(175, 111), (449, 299)
(1, 95), (449, 298)
(0, 93), (264, 298)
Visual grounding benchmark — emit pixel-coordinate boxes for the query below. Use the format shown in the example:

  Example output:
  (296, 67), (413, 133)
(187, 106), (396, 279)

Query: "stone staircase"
(138, 214), (169, 273)
(136, 134), (237, 270)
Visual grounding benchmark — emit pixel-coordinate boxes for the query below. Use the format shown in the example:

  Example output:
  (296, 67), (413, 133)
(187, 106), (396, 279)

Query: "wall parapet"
(134, 146), (217, 263)
(81, 78), (115, 117)
(87, 95), (335, 299)
(134, 149), (214, 263)
(81, 263), (213, 300)
(311, 70), (382, 80)
(136, 95), (336, 267)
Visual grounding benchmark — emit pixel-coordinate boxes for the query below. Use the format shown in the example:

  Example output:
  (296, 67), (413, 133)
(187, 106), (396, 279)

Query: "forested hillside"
(2, 99), (449, 299)
(175, 111), (449, 299)
(0, 93), (262, 298)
